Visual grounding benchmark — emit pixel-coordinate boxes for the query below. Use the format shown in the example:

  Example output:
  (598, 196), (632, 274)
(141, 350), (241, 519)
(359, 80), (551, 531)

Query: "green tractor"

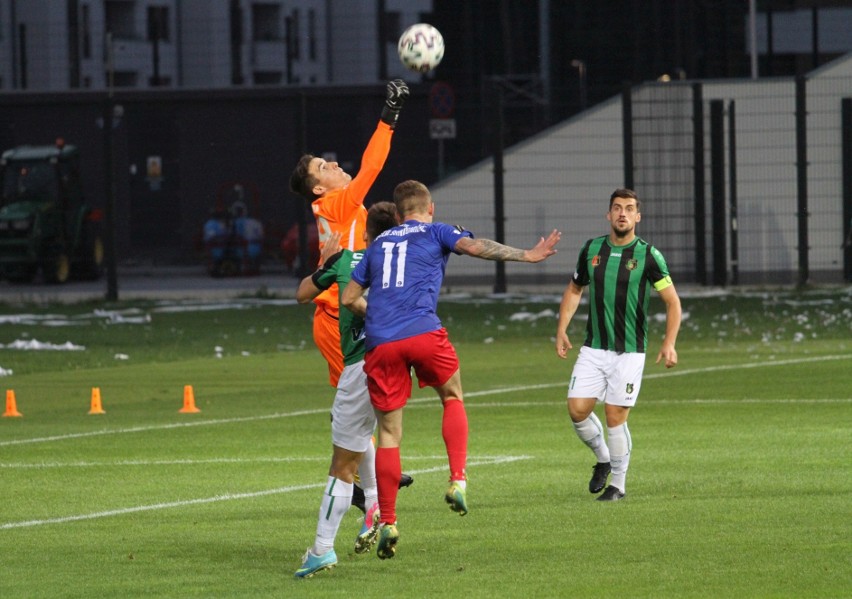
(0, 140), (104, 283)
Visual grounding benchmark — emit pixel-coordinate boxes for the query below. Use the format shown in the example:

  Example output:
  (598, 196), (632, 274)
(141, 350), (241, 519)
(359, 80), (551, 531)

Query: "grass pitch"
(1, 288), (850, 598)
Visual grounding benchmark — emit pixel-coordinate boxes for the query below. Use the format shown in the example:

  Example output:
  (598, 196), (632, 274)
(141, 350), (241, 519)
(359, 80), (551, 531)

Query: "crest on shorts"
(626, 259), (638, 271)
(591, 255), (601, 267)
(626, 383), (634, 394)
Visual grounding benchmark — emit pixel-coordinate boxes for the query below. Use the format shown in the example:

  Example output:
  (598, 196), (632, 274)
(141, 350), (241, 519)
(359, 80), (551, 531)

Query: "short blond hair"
(393, 180), (431, 217)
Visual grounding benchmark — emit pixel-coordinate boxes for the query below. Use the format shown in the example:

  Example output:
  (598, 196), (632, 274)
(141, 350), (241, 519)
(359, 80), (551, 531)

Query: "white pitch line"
(2, 353), (849, 448)
(461, 398), (851, 407)
(0, 457), (328, 469)
(461, 353), (852, 397)
(0, 454), (520, 469)
(0, 456), (530, 530)
(0, 409), (329, 447)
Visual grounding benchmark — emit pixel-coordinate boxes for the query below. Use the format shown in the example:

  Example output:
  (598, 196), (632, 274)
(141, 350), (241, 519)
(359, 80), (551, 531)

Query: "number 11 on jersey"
(381, 240), (408, 288)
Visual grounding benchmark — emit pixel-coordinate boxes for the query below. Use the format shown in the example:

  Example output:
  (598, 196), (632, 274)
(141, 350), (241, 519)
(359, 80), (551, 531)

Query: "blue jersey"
(350, 220), (473, 350)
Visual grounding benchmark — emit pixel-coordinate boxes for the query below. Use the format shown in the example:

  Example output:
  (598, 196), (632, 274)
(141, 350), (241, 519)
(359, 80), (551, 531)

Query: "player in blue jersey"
(293, 202), (401, 578)
(342, 180), (561, 559)
(555, 188), (681, 502)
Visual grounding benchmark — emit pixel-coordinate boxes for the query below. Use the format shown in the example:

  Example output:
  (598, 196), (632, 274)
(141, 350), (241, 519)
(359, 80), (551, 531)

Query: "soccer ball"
(397, 23), (444, 73)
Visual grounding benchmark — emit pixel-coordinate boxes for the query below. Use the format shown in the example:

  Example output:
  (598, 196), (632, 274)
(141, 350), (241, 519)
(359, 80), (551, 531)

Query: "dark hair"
(289, 154), (318, 201)
(392, 180), (431, 216)
(366, 201), (399, 241)
(609, 188), (640, 210)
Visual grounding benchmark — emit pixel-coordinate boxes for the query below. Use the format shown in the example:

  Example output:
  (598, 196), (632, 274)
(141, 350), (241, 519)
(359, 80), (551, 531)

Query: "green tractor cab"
(0, 140), (104, 284)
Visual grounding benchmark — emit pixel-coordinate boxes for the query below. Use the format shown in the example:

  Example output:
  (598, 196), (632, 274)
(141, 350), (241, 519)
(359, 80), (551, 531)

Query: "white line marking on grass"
(3, 353), (849, 448)
(0, 485), (318, 530)
(0, 455), (530, 530)
(643, 354), (852, 379)
(458, 353), (852, 398)
(456, 398), (850, 408)
(650, 398), (851, 404)
(0, 409), (329, 447)
(0, 457), (329, 468)
(0, 454), (523, 469)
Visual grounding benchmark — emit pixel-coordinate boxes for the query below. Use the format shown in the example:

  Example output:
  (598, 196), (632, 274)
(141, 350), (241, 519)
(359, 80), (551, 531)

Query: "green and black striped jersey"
(311, 249), (367, 366)
(573, 235), (673, 353)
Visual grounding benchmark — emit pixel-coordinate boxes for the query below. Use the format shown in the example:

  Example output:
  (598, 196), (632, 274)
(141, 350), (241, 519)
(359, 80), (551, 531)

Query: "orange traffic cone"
(3, 389), (23, 417)
(88, 387), (106, 415)
(179, 385), (200, 413)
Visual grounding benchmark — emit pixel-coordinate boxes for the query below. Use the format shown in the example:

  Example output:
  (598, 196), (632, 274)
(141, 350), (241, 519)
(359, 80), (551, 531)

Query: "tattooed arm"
(455, 229), (561, 263)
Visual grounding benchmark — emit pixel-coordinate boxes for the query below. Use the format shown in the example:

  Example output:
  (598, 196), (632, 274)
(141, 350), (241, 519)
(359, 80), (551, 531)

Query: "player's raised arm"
(343, 80), (409, 205)
(455, 230), (561, 262)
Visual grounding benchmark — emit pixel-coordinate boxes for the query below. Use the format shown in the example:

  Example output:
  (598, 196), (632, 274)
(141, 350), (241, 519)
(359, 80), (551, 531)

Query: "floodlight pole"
(103, 32), (119, 301)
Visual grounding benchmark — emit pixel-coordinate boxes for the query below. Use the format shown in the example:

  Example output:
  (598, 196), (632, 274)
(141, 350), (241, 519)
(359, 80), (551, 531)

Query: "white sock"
(359, 441), (378, 511)
(572, 412), (611, 463)
(312, 476), (353, 555)
(606, 424), (632, 492)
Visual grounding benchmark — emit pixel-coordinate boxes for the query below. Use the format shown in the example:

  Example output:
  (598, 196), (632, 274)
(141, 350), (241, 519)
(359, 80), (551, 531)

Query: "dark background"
(1, 0), (845, 268)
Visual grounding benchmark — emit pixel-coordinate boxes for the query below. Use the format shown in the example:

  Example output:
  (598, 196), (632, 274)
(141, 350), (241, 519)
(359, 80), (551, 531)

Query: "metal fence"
(430, 56), (852, 290)
(622, 64), (852, 286)
(1, 58), (850, 288)
(0, 85), (447, 269)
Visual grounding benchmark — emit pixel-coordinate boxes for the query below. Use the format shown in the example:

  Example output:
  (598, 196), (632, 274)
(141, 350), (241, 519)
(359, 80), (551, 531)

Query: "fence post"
(692, 83), (707, 285)
(621, 82), (633, 189)
(728, 100), (739, 285)
(102, 96), (119, 301)
(795, 75), (809, 287)
(710, 100), (726, 286)
(492, 82), (506, 293)
(842, 98), (852, 282)
(296, 92), (309, 278)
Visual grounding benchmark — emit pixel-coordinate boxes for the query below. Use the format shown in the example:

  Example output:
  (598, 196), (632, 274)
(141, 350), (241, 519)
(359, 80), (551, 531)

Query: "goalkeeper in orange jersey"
(289, 79), (413, 512)
(289, 79), (409, 389)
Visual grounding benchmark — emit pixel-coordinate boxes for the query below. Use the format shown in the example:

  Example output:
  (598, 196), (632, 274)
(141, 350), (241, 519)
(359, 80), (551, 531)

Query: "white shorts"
(330, 361), (377, 453)
(567, 346), (646, 407)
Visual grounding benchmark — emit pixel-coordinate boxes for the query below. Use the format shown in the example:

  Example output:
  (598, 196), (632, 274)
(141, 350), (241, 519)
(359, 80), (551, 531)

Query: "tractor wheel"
(78, 229), (105, 280)
(43, 253), (71, 284)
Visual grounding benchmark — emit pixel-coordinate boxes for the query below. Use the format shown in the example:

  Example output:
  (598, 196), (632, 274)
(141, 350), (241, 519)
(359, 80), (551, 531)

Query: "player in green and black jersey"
(294, 202), (405, 578)
(556, 188), (682, 502)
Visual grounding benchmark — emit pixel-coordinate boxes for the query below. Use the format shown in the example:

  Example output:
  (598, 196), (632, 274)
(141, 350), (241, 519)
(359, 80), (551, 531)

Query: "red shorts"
(364, 328), (459, 412)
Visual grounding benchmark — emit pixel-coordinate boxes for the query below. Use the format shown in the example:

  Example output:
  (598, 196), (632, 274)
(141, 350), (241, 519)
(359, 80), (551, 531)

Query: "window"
(252, 3), (282, 41)
(109, 71), (138, 87)
(383, 11), (400, 43)
(308, 9), (316, 60)
(147, 6), (170, 42)
(230, 0), (244, 85)
(253, 71), (283, 85)
(105, 1), (136, 39)
(82, 4), (91, 58)
(291, 9), (300, 59)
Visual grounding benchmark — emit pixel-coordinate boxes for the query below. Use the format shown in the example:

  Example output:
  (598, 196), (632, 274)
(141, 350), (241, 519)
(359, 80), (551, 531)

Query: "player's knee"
(568, 397), (595, 422)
